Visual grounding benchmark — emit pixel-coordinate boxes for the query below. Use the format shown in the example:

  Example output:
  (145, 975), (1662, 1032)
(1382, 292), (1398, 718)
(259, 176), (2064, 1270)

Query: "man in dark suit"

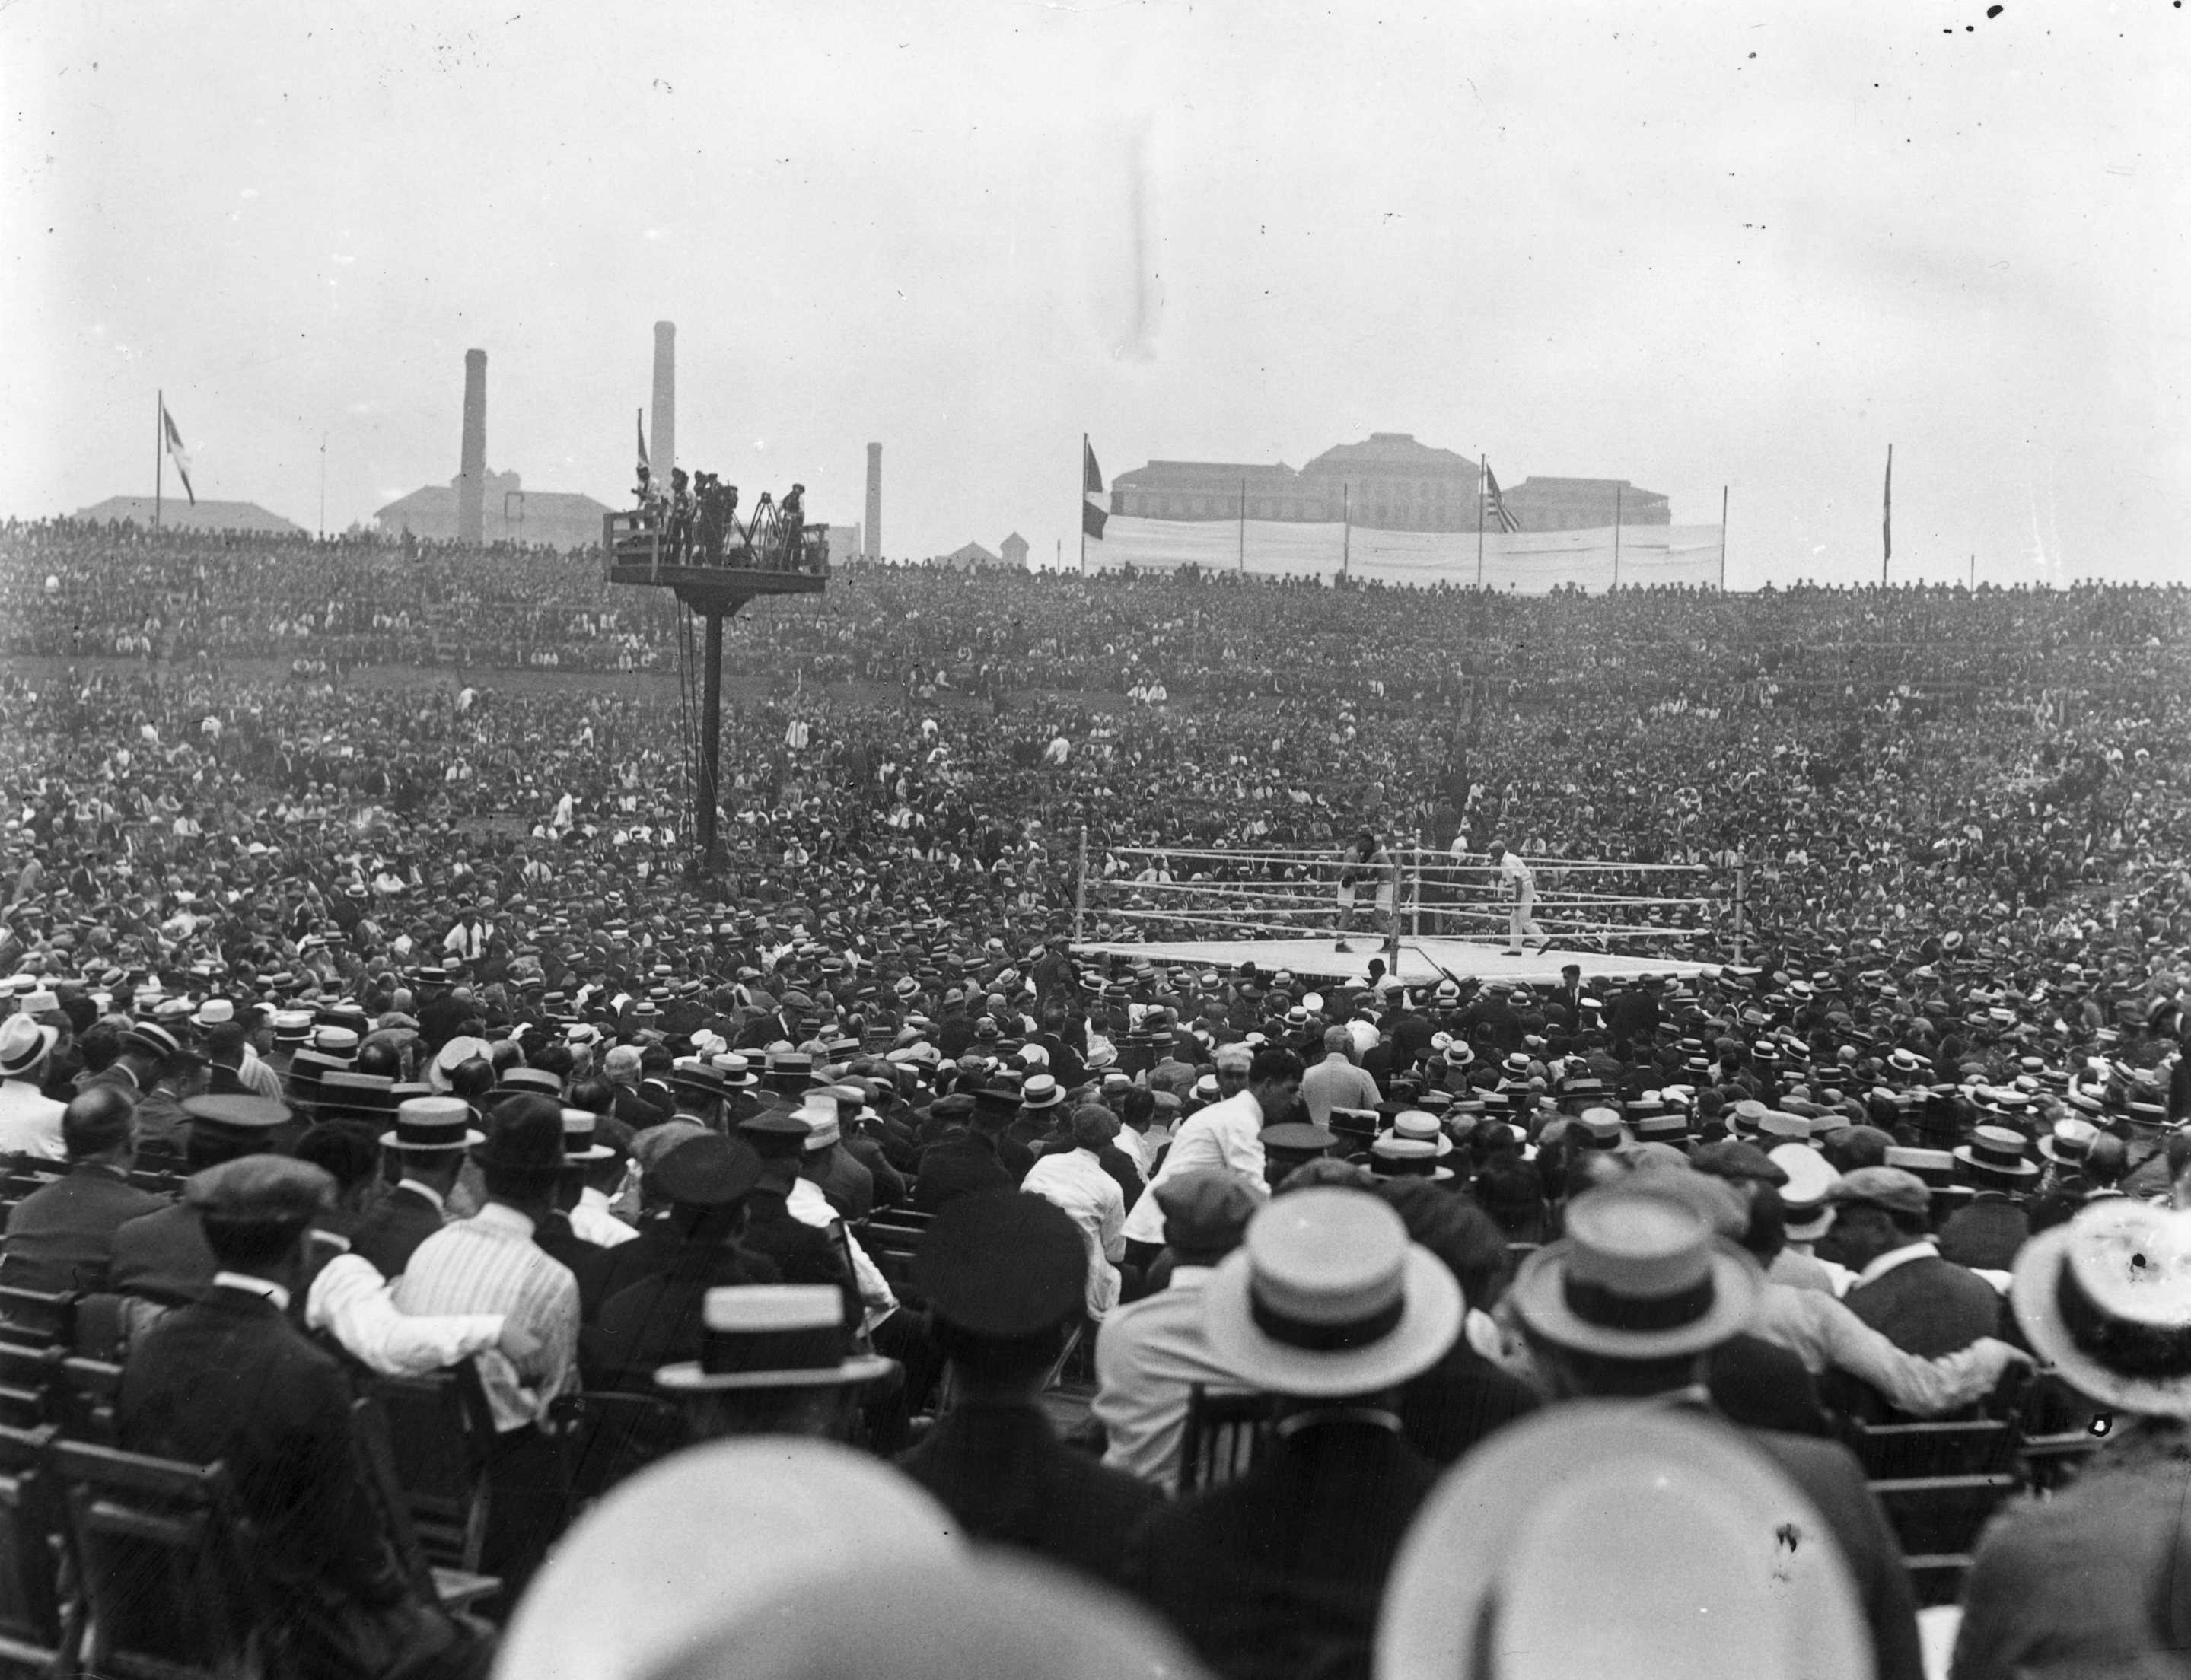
(1123, 1187), (1462, 1680)
(350, 1096), (478, 1280)
(0, 1088), (164, 1293)
(1831, 1166), (2005, 1357)
(1510, 1180), (1922, 1680)
(117, 1154), (479, 1680)
(111, 1095), (295, 1306)
(913, 1096), (1015, 1211)
(584, 1134), (776, 1388)
(900, 1190), (1160, 1589)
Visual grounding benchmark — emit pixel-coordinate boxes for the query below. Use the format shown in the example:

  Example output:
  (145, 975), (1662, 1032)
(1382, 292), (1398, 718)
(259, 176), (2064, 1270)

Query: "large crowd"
(0, 516), (2187, 1678)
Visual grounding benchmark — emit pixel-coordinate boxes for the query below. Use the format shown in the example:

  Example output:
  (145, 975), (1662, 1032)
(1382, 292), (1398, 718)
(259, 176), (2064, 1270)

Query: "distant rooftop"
(73, 497), (304, 534)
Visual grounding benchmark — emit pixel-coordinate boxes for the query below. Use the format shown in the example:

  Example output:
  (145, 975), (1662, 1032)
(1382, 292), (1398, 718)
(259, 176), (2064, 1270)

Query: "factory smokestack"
(651, 322), (677, 489)
(865, 442), (882, 560)
(457, 348), (487, 545)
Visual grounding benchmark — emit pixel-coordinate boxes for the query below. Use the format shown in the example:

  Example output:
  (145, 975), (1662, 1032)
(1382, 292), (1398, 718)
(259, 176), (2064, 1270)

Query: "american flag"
(1482, 463), (1518, 533)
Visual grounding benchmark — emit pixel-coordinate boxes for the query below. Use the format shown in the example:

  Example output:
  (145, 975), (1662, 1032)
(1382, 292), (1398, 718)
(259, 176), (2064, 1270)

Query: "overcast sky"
(5, 0), (2184, 586)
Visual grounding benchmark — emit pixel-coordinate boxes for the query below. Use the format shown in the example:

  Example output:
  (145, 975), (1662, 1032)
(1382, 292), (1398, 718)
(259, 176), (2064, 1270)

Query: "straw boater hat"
(1510, 1185), (1763, 1360)
(1767, 1143), (1841, 1244)
(380, 1095), (482, 1153)
(2037, 1116), (2100, 1169)
(495, 1439), (957, 1680)
(560, 1108), (615, 1165)
(1200, 1188), (1460, 1398)
(2011, 1200), (2191, 1419)
(1954, 1124), (2039, 1185)
(655, 1285), (896, 1393)
(1377, 1405), (1871, 1680)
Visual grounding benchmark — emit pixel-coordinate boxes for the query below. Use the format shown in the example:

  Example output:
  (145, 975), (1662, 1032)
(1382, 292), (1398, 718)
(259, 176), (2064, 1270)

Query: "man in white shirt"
(0, 1014), (66, 1160)
(1021, 1107), (1129, 1320)
(1120, 1047), (1302, 1253)
(393, 1099), (579, 1599)
(1487, 841), (1548, 956)
(1300, 1026), (1381, 1127)
(1094, 1170), (1259, 1490)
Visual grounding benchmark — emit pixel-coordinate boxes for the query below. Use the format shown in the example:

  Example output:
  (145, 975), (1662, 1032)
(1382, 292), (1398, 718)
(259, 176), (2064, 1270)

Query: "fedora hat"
(656, 1285), (896, 1393)
(0, 1015), (57, 1079)
(2011, 1200), (2191, 1418)
(1377, 1404), (1871, 1680)
(428, 1036), (492, 1094)
(1510, 1185), (1761, 1360)
(1200, 1188), (1460, 1398)
(1767, 1143), (1840, 1242)
(380, 1095), (483, 1153)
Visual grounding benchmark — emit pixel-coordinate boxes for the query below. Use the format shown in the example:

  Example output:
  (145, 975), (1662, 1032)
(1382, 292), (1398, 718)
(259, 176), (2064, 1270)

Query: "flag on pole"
(1482, 463), (1519, 533)
(161, 400), (196, 506)
(1082, 441), (1108, 540)
(1882, 444), (1893, 565)
(635, 408), (649, 482)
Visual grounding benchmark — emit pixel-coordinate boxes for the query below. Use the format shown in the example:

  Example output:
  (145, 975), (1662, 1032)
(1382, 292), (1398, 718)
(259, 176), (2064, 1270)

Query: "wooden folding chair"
(361, 1365), (496, 1573)
(52, 1440), (275, 1679)
(350, 1395), (499, 1616)
(0, 1293), (74, 1356)
(48, 1359), (123, 1448)
(0, 1424), (76, 1678)
(1176, 1386), (1275, 1495)
(1869, 1472), (2022, 1608)
(1843, 1417), (2014, 1479)
(548, 1390), (689, 1507)
(2019, 1429), (2105, 1495)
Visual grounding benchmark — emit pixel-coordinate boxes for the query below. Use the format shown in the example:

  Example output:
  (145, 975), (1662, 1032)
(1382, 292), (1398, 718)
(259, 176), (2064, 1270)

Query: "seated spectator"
(1955, 1199), (2191, 1679)
(1125, 1186), (1461, 1680)
(116, 1155), (489, 1679)
(0, 1086), (163, 1292)
(899, 1189), (1159, 1586)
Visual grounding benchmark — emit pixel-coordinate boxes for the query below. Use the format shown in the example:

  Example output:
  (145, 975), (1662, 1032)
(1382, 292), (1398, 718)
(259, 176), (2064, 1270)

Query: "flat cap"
(181, 1094), (294, 1131)
(186, 1155), (335, 1223)
(1153, 1169), (1260, 1257)
(1827, 1166), (1931, 1218)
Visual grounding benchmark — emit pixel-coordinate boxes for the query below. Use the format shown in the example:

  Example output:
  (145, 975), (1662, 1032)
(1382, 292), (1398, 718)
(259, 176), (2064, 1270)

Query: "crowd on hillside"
(0, 522), (2187, 1675)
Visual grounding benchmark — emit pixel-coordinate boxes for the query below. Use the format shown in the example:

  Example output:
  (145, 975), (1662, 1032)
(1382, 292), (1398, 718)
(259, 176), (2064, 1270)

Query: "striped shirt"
(393, 1202), (578, 1432)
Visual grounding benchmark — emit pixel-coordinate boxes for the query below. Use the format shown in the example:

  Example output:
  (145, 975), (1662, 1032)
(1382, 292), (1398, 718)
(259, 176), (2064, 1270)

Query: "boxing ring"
(1070, 843), (1737, 985)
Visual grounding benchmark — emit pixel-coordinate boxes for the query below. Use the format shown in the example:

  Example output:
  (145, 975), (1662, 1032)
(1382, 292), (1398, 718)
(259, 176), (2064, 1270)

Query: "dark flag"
(1083, 441), (1108, 540)
(1482, 463), (1519, 533)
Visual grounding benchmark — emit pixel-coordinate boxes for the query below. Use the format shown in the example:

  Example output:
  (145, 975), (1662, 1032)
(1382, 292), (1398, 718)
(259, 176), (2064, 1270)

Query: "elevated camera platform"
(603, 512), (828, 615)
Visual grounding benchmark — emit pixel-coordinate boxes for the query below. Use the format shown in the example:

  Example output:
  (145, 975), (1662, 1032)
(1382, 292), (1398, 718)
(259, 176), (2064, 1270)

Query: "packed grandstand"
(0, 513), (2188, 1680)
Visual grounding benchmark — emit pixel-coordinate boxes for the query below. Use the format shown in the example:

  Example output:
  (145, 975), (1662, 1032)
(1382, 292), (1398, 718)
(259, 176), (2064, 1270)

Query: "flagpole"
(1342, 482), (1351, 578)
(1720, 484), (1729, 591)
(1475, 458), (1486, 592)
(1080, 433), (1088, 575)
(154, 391), (164, 530)
(1612, 483), (1623, 591)
(1237, 476), (1246, 574)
